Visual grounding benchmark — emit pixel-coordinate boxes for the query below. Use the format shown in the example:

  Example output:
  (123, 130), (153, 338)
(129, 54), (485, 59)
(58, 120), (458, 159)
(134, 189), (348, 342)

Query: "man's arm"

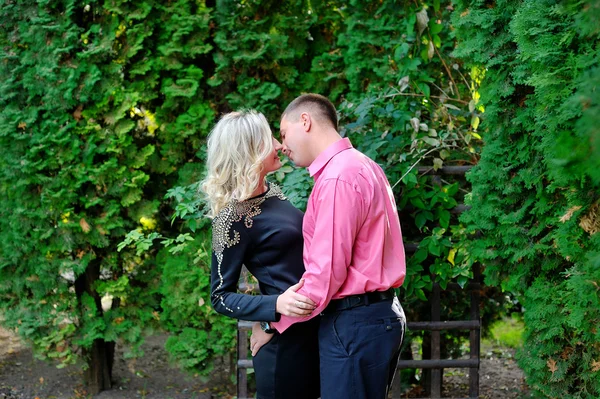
(272, 178), (365, 333)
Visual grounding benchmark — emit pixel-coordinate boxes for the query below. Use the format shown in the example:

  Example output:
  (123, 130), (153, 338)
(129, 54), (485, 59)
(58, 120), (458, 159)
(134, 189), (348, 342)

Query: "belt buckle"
(348, 295), (364, 309)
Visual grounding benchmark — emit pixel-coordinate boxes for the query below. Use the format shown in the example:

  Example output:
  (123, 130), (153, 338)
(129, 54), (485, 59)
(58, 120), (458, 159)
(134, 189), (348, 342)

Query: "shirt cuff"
(271, 317), (295, 334)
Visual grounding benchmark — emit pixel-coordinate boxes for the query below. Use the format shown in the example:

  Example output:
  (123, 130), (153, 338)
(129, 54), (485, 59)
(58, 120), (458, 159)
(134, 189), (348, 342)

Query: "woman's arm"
(210, 220), (280, 321)
(209, 205), (316, 321)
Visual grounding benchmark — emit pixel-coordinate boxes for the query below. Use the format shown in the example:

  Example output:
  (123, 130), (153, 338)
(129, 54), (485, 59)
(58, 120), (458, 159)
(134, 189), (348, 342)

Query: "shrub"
(454, 0), (600, 397)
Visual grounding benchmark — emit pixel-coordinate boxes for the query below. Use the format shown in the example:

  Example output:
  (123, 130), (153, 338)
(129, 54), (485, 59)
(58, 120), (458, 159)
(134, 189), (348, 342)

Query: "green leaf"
(403, 172), (418, 186)
(394, 43), (411, 62)
(438, 209), (451, 228)
(415, 212), (427, 230)
(428, 239), (441, 256)
(422, 137), (440, 146)
(415, 81), (431, 97)
(411, 197), (426, 209)
(413, 248), (428, 263)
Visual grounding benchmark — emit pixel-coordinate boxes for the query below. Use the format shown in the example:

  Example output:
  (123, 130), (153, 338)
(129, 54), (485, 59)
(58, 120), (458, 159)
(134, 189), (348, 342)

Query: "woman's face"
(262, 136), (283, 174)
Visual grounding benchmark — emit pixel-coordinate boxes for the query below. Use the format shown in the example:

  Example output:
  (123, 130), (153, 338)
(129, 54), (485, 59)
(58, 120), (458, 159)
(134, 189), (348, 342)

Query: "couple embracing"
(202, 94), (406, 399)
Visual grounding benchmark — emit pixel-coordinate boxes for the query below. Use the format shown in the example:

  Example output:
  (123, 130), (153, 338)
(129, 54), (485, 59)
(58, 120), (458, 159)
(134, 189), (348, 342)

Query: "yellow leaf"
(130, 107), (143, 117)
(471, 132), (482, 140)
(143, 109), (158, 135)
(139, 216), (156, 230)
(591, 359), (600, 372)
(18, 122), (27, 129)
(115, 23), (126, 38)
(447, 248), (456, 266)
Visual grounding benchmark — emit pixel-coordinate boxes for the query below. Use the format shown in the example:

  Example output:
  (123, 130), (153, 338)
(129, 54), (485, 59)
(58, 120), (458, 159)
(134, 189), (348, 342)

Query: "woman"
(201, 110), (320, 399)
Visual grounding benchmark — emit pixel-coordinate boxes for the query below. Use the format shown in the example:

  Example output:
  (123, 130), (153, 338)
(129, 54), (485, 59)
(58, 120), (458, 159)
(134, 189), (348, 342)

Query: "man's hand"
(251, 322), (274, 356)
(276, 279), (317, 317)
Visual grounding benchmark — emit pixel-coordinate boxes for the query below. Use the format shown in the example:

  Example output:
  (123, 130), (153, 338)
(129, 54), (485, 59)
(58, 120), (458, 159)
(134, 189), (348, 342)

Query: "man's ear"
(300, 112), (311, 132)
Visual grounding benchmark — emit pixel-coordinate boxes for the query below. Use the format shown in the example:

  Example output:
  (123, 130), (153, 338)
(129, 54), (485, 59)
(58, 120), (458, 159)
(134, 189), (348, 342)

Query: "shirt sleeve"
(272, 178), (365, 333)
(210, 216), (280, 322)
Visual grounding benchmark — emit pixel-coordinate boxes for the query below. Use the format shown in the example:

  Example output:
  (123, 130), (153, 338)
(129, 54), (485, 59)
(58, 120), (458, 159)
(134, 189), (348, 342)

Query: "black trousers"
(252, 317), (320, 399)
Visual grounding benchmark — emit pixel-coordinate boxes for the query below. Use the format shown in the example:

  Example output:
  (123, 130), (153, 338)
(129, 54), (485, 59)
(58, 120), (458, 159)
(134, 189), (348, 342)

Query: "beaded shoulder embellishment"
(211, 184), (286, 312)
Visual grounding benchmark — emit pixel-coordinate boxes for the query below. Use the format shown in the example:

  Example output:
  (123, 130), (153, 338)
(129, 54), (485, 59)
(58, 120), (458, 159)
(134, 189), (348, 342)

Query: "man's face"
(280, 115), (310, 167)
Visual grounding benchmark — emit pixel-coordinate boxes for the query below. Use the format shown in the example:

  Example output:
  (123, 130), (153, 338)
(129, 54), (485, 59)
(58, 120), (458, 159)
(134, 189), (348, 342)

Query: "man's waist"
(322, 288), (395, 314)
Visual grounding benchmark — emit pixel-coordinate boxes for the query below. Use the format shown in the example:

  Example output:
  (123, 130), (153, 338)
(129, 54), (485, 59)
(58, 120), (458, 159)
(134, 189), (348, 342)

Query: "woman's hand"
(276, 279), (317, 317)
(251, 322), (274, 356)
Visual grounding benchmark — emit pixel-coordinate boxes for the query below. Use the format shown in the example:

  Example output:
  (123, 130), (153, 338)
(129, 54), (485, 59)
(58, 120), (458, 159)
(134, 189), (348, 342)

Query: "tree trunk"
(75, 257), (114, 394)
(83, 338), (115, 394)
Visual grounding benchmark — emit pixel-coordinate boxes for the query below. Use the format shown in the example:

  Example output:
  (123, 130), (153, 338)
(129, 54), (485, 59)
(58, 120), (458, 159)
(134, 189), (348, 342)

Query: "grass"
(487, 314), (525, 349)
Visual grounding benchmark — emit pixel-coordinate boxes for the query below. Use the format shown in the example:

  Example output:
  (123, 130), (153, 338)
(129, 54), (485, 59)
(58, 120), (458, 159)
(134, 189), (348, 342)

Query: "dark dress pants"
(252, 317), (320, 399)
(319, 299), (405, 399)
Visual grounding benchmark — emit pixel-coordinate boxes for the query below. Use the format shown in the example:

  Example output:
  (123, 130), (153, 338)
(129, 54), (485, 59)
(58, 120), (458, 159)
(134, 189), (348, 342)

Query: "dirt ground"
(448, 344), (530, 399)
(400, 342), (530, 399)
(1, 326), (529, 399)
(0, 326), (233, 399)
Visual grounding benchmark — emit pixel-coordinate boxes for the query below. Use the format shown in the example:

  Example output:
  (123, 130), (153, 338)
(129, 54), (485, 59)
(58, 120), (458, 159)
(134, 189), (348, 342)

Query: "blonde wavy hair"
(201, 110), (274, 217)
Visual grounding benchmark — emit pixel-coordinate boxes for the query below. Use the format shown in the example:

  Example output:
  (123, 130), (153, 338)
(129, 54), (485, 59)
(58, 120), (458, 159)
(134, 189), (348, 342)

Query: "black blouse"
(210, 183), (305, 322)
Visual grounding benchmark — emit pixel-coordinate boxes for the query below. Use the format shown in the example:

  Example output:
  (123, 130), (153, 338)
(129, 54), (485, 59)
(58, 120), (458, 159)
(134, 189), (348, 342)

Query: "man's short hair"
(282, 93), (338, 130)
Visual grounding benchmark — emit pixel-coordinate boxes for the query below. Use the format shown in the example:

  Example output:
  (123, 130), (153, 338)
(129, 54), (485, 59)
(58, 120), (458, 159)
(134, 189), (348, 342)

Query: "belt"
(322, 288), (395, 314)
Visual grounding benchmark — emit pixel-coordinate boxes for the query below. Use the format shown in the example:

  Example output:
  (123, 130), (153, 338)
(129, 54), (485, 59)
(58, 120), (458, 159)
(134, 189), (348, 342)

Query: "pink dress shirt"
(273, 138), (406, 333)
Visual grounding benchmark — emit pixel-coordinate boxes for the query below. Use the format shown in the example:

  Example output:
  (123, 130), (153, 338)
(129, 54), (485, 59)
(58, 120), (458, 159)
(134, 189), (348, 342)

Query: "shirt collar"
(308, 137), (353, 178)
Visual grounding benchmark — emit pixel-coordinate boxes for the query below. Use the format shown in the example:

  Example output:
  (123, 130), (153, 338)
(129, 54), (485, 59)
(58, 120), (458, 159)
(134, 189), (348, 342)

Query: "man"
(253, 93), (406, 399)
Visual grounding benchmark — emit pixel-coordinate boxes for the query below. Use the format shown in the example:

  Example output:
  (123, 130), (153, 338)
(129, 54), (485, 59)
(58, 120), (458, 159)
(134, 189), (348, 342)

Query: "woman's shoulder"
(212, 183), (291, 226)
(211, 202), (246, 253)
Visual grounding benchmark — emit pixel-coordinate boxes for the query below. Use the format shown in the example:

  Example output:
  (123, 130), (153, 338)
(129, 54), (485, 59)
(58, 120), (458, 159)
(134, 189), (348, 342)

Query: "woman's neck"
(250, 176), (268, 198)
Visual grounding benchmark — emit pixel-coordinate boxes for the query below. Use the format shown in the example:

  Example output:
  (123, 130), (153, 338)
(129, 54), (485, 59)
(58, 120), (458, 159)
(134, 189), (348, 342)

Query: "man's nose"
(273, 139), (283, 151)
